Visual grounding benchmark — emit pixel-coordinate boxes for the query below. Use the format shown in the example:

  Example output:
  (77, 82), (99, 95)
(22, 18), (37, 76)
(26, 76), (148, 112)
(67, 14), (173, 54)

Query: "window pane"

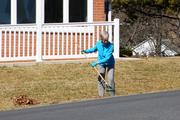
(0, 0), (11, 24)
(69, 0), (87, 22)
(17, 0), (36, 24)
(45, 0), (63, 23)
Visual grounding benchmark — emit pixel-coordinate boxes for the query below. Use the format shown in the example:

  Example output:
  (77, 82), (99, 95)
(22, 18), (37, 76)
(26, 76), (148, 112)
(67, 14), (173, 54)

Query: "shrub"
(120, 47), (132, 57)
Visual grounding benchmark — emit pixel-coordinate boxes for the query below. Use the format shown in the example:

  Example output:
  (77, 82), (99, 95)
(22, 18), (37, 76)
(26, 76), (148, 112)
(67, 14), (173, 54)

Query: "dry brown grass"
(0, 57), (180, 111)
(116, 57), (180, 95)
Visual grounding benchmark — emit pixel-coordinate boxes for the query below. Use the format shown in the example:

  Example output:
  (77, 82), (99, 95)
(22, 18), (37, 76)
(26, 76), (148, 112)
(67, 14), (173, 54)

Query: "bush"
(120, 47), (133, 57)
(175, 54), (180, 56)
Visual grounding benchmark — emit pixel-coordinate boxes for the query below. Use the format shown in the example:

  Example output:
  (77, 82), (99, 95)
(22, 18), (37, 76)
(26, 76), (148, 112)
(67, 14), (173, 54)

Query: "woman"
(82, 31), (115, 97)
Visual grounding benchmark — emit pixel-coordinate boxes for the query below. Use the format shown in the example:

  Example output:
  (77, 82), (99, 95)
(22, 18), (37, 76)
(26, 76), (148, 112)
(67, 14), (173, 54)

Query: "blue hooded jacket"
(85, 40), (115, 66)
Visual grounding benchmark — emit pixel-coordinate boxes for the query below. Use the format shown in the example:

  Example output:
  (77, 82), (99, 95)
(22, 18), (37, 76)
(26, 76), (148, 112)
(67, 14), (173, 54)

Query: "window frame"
(9, 0), (93, 25)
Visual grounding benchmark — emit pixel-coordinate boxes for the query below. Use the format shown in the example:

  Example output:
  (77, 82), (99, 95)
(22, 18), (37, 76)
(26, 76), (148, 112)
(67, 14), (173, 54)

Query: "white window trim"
(64, 0), (93, 23)
(10, 0), (93, 24)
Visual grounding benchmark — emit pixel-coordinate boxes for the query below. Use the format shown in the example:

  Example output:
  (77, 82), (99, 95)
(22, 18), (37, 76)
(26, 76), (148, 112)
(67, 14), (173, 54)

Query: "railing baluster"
(18, 31), (20, 57)
(84, 32), (86, 50)
(57, 32), (60, 55)
(62, 32), (64, 55)
(88, 32), (90, 49)
(93, 27), (95, 47)
(75, 32), (77, 55)
(70, 32), (73, 55)
(79, 32), (82, 54)
(28, 31), (30, 57)
(43, 32), (46, 56)
(48, 32), (50, 56)
(66, 32), (68, 55)
(9, 30), (12, 57)
(13, 31), (16, 57)
(105, 25), (108, 31)
(23, 31), (25, 57)
(4, 31), (7, 57)
(53, 32), (55, 55)
(109, 25), (112, 43)
(100, 25), (103, 34)
(97, 26), (99, 41)
(32, 31), (34, 57)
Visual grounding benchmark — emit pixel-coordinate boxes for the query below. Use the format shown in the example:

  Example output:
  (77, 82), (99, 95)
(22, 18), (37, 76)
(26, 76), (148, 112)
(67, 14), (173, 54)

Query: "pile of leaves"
(12, 95), (39, 106)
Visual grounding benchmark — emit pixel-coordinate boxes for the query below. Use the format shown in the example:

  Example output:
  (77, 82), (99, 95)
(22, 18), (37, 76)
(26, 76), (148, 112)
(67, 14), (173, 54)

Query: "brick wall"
(94, 0), (105, 21)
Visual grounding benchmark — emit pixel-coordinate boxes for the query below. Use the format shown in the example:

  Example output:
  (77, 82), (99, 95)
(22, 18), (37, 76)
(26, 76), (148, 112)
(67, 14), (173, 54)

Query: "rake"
(81, 52), (112, 90)
(93, 66), (112, 90)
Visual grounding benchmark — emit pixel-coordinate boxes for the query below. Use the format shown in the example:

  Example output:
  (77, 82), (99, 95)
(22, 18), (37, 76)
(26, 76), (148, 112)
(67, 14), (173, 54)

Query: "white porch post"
(11, 0), (17, 25)
(36, 0), (43, 62)
(113, 19), (120, 58)
(88, 0), (93, 22)
(63, 0), (69, 23)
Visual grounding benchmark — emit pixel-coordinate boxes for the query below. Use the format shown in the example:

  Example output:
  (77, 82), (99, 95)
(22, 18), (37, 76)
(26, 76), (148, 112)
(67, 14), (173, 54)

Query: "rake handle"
(94, 67), (109, 86)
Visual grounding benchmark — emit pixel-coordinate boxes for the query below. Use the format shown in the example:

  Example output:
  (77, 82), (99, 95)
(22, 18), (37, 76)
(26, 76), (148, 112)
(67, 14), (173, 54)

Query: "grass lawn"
(0, 57), (180, 111)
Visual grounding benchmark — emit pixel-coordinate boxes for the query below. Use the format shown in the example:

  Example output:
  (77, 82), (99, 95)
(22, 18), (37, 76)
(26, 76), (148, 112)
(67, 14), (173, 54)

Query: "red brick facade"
(94, 0), (106, 21)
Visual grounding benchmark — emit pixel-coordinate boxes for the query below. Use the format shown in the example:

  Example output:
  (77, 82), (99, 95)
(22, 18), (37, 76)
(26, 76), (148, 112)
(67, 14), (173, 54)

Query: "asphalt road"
(0, 90), (180, 120)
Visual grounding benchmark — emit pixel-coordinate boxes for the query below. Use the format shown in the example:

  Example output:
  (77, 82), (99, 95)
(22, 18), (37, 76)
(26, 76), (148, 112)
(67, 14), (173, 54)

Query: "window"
(1, 0), (91, 24)
(17, 0), (36, 24)
(0, 0), (11, 24)
(45, 0), (63, 23)
(69, 0), (87, 22)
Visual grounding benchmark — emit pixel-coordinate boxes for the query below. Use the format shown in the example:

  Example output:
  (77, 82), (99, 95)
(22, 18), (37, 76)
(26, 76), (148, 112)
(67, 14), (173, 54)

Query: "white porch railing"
(0, 25), (37, 61)
(0, 19), (119, 62)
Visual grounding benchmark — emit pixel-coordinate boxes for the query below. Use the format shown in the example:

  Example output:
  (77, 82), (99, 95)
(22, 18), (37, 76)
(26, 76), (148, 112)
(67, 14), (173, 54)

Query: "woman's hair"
(100, 31), (109, 40)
